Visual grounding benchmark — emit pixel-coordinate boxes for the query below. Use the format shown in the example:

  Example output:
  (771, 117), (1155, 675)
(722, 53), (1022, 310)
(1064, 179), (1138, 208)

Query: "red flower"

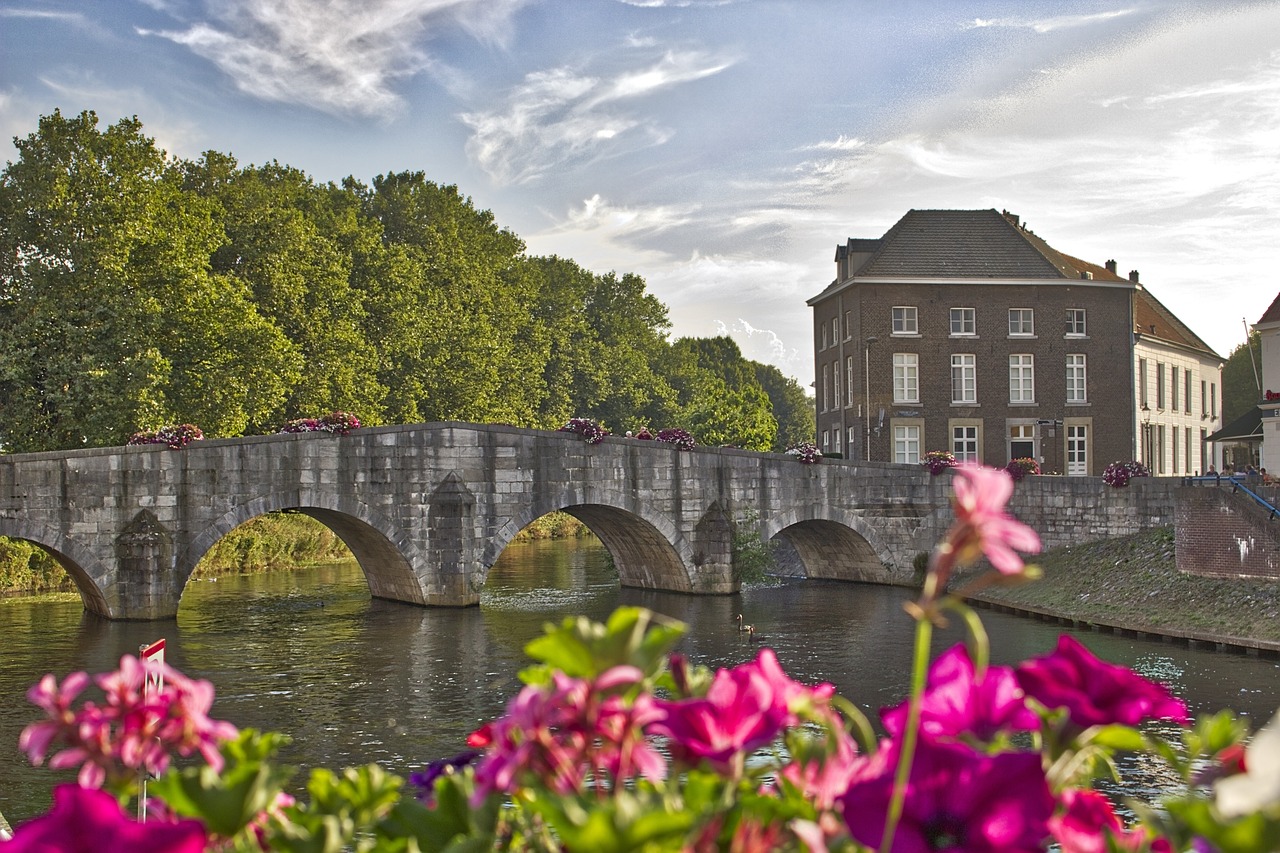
(4, 784), (206, 852)
(1015, 635), (1188, 729)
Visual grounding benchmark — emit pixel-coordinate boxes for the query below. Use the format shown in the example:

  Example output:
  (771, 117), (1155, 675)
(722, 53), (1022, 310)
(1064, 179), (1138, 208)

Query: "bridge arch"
(485, 494), (692, 593)
(762, 509), (896, 584)
(0, 518), (114, 617)
(179, 490), (427, 606)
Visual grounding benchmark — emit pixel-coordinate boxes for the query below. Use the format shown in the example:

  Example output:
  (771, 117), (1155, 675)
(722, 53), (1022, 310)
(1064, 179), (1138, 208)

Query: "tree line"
(0, 110), (814, 455)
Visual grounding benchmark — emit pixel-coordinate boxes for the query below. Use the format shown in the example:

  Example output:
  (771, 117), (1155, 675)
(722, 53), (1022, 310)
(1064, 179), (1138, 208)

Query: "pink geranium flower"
(880, 644), (1038, 742)
(1050, 788), (1173, 853)
(4, 783), (206, 852)
(840, 738), (1055, 852)
(651, 648), (833, 772)
(945, 464), (1042, 575)
(1015, 635), (1188, 729)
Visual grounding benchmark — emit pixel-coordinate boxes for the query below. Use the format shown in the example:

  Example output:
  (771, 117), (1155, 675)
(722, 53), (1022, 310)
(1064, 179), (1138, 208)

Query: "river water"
(2, 536), (1279, 825)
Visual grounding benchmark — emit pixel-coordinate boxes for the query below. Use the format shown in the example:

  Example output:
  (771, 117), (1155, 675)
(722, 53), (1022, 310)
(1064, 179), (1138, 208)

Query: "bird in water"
(745, 625), (765, 641)
(735, 614), (752, 632)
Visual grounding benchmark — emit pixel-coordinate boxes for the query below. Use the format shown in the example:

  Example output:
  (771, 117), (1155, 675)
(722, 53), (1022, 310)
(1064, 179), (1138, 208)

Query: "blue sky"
(2, 1), (1278, 383)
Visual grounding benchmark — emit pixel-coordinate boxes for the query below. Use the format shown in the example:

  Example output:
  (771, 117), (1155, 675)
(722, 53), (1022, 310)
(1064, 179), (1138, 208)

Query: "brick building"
(808, 209), (1223, 474)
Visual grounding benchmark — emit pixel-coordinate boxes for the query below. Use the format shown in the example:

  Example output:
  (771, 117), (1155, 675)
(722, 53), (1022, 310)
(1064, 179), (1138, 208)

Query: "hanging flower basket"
(128, 424), (204, 449)
(655, 428), (696, 451)
(923, 450), (958, 476)
(558, 418), (609, 445)
(1005, 457), (1041, 481)
(1103, 460), (1151, 488)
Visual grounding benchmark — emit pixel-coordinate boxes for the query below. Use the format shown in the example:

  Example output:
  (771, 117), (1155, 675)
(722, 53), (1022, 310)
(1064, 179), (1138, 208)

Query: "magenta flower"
(19, 655), (237, 789)
(1050, 788), (1173, 853)
(840, 738), (1055, 852)
(880, 644), (1038, 743)
(4, 783), (206, 852)
(1015, 635), (1188, 729)
(651, 648), (832, 772)
(945, 464), (1042, 575)
(472, 665), (666, 802)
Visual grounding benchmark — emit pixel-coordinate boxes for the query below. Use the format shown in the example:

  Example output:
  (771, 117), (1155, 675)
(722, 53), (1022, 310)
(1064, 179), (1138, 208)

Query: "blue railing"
(1188, 474), (1280, 519)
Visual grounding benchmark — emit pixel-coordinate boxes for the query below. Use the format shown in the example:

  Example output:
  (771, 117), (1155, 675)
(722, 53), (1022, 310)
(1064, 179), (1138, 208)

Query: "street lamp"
(864, 336), (877, 461)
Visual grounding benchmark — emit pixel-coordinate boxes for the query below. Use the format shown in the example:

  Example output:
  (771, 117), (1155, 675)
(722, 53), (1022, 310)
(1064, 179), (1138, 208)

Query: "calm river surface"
(3, 536), (1279, 824)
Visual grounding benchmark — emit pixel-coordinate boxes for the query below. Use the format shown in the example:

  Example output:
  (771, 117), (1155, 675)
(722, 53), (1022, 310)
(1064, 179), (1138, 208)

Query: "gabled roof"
(1133, 287), (1222, 360)
(1256, 292), (1280, 327)
(850, 209), (1113, 280)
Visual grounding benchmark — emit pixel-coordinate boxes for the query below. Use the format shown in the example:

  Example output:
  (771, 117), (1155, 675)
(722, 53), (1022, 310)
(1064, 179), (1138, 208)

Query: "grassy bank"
(971, 526), (1280, 647)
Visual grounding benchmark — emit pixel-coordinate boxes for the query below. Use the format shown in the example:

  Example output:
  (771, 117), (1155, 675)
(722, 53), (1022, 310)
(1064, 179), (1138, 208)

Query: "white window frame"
(845, 356), (855, 408)
(950, 307), (976, 336)
(831, 360), (841, 408)
(892, 306), (918, 335)
(1008, 308), (1035, 336)
(1066, 424), (1088, 476)
(893, 353), (919, 403)
(821, 363), (830, 412)
(1009, 354), (1035, 403)
(1066, 354), (1087, 403)
(894, 424), (921, 464)
(952, 424), (979, 462)
(951, 353), (977, 403)
(1066, 308), (1086, 337)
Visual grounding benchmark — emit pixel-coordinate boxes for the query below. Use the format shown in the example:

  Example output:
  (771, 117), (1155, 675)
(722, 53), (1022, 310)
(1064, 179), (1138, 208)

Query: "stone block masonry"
(0, 422), (1177, 620)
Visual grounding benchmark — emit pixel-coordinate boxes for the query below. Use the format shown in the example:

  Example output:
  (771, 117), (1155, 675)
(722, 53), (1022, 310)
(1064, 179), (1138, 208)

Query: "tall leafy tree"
(1222, 331), (1263, 425)
(660, 337), (777, 450)
(0, 111), (293, 451)
(752, 362), (814, 451)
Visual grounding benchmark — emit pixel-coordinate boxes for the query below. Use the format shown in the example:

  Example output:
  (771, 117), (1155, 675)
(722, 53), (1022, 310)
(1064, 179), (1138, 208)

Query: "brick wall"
(1175, 484), (1280, 579)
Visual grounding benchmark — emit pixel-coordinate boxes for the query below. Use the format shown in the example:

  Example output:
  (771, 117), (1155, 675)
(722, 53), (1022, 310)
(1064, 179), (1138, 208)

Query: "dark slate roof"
(1206, 406), (1262, 443)
(1257, 292), (1280, 326)
(852, 209), (1088, 279)
(1134, 287), (1222, 359)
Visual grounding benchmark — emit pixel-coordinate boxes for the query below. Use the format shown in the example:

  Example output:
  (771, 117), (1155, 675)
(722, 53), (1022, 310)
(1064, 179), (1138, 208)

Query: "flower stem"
(880, 615), (933, 853)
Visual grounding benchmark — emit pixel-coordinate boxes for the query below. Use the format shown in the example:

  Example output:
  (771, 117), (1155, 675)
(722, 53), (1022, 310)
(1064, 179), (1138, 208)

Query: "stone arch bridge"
(0, 423), (1177, 620)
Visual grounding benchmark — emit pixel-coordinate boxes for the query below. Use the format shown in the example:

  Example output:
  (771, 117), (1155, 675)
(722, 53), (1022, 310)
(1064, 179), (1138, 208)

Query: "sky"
(2, 1), (1278, 385)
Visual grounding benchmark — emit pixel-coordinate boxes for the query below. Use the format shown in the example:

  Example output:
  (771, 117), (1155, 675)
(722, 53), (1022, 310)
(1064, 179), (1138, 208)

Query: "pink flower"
(780, 726), (871, 811)
(3, 783), (206, 852)
(472, 666), (666, 802)
(945, 464), (1042, 575)
(840, 739), (1055, 852)
(1015, 635), (1188, 729)
(19, 671), (90, 765)
(880, 644), (1038, 742)
(1050, 788), (1173, 853)
(651, 648), (832, 772)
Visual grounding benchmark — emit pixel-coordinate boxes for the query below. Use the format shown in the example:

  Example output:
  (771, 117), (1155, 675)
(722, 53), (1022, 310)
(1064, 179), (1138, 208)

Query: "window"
(951, 354), (976, 403)
(1157, 425), (1166, 474)
(1066, 308), (1086, 336)
(1156, 362), (1165, 409)
(892, 306), (918, 335)
(1170, 365), (1178, 411)
(844, 311), (853, 340)
(1009, 354), (1035, 403)
(1008, 308), (1034, 336)
(893, 353), (919, 403)
(1067, 424), (1088, 476)
(1184, 371), (1192, 414)
(821, 323), (828, 350)
(1211, 382), (1217, 418)
(848, 426), (857, 449)
(1066, 354), (1087, 403)
(952, 425), (979, 462)
(1185, 426), (1192, 471)
(832, 361), (840, 408)
(822, 430), (830, 451)
(1172, 427), (1179, 474)
(832, 428), (841, 455)
(1009, 423), (1036, 461)
(950, 307), (975, 336)
(894, 425), (921, 464)
(821, 364), (830, 412)
(1140, 358), (1149, 408)
(832, 318), (840, 349)
(846, 356), (855, 408)
(1201, 380), (1207, 417)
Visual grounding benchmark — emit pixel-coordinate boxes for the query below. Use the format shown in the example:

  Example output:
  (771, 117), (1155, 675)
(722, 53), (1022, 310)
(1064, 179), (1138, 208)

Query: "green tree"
(659, 337), (777, 450)
(0, 111), (294, 451)
(752, 362), (814, 451)
(1222, 331), (1262, 426)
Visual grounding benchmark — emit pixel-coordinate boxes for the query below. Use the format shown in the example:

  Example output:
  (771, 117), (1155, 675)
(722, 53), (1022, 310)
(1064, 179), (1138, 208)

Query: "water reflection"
(1, 536), (1278, 825)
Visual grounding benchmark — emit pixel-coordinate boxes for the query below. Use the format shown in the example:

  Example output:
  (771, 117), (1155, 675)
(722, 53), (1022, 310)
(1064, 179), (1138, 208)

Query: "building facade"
(808, 209), (1223, 475)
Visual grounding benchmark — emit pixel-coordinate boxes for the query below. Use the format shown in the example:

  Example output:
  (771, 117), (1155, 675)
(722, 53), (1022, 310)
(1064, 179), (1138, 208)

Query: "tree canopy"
(0, 110), (814, 454)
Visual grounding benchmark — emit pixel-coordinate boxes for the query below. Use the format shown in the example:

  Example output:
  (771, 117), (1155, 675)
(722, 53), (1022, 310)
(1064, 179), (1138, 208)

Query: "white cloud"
(143, 0), (526, 118)
(461, 47), (734, 184)
(965, 10), (1136, 34)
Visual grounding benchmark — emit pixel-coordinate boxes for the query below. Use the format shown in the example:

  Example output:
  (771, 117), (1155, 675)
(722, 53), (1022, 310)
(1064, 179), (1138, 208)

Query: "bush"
(1005, 457), (1040, 481)
(1103, 460), (1151, 488)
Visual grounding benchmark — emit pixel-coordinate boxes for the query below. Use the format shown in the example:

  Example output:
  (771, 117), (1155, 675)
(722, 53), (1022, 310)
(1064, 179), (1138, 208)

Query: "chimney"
(1129, 270), (1140, 283)
(1105, 259), (1117, 274)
